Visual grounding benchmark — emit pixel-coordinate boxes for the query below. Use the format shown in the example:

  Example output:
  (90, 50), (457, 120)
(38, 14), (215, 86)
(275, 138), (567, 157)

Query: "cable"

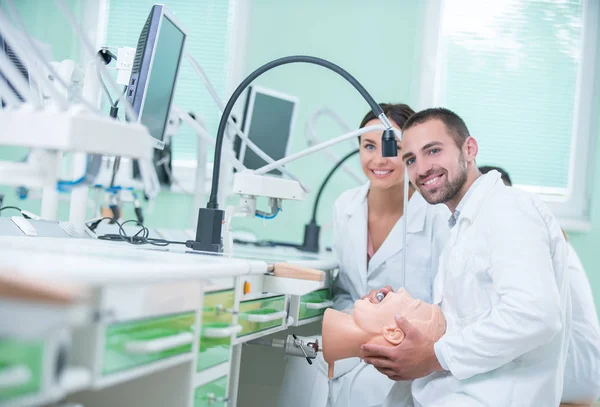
(54, 0), (138, 121)
(189, 56), (394, 253)
(255, 208), (280, 220)
(97, 65), (114, 106)
(113, 86), (127, 107)
(255, 125), (389, 175)
(184, 53), (305, 187)
(207, 55), (388, 209)
(175, 107), (245, 172)
(0, 205), (22, 214)
(57, 176), (86, 192)
(91, 217), (186, 247)
(311, 149), (359, 223)
(158, 152), (194, 195)
(304, 107), (364, 185)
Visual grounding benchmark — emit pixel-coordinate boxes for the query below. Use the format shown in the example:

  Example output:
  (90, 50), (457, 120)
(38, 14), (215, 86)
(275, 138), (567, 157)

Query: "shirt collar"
(448, 174), (486, 228)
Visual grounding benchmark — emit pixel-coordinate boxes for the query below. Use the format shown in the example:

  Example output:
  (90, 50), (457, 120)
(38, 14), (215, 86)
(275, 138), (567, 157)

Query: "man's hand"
(362, 285), (393, 303)
(360, 316), (444, 380)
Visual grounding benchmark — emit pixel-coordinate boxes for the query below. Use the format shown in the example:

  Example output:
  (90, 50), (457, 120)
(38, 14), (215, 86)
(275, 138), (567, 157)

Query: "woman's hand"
(362, 285), (394, 303)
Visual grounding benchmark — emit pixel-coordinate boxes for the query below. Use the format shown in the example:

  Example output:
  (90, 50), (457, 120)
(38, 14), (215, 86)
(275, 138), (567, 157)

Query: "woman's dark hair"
(359, 103), (415, 129)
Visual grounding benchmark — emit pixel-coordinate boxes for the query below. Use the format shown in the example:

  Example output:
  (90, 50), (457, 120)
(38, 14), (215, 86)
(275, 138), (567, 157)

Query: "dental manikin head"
(322, 288), (446, 378)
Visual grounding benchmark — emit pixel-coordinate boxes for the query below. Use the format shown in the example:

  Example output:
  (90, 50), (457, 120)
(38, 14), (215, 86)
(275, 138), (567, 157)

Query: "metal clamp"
(214, 304), (238, 315)
(246, 334), (320, 365)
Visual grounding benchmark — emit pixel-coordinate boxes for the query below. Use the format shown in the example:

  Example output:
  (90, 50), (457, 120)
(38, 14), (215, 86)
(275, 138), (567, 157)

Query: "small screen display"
(239, 92), (296, 176)
(140, 17), (184, 143)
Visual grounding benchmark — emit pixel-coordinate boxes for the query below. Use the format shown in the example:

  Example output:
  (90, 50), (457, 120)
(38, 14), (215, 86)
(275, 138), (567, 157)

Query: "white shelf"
(0, 107), (154, 159)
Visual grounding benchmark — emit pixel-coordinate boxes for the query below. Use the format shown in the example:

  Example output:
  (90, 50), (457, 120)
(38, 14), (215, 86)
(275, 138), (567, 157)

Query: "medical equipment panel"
(236, 295), (288, 340)
(102, 311), (195, 375)
(193, 375), (228, 407)
(197, 289), (238, 372)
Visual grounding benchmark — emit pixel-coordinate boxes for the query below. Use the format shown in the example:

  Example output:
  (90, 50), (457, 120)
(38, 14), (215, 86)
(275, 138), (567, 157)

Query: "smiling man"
(361, 107), (571, 406)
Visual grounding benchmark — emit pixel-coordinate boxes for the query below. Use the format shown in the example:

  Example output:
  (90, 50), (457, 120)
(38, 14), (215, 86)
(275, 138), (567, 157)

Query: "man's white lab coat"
(410, 171), (571, 406)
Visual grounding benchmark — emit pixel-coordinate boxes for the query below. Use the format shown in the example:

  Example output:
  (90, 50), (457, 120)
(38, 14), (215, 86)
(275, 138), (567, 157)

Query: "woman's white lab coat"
(277, 183), (448, 407)
(409, 171), (571, 407)
(331, 183), (449, 312)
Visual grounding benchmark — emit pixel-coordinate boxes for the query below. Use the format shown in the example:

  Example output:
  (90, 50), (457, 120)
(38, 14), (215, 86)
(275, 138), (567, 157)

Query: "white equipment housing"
(231, 170), (306, 201)
(0, 106), (153, 158)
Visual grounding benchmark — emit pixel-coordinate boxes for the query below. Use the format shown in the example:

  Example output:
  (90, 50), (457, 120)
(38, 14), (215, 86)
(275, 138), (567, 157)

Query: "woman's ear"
(382, 325), (405, 345)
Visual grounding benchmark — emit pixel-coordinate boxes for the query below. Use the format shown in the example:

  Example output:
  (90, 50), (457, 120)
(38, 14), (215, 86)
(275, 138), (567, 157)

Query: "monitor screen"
(235, 88), (297, 176)
(127, 6), (186, 150)
(140, 16), (184, 147)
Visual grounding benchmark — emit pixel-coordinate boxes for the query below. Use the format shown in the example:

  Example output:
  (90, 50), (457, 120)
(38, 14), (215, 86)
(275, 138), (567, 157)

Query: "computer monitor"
(126, 4), (186, 150)
(0, 33), (29, 106)
(234, 86), (298, 176)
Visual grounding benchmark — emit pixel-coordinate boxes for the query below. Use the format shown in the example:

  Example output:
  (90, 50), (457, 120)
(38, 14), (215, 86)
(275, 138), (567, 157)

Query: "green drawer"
(238, 295), (287, 337)
(299, 288), (333, 320)
(0, 340), (43, 402)
(103, 312), (195, 375)
(194, 375), (228, 407)
(198, 290), (236, 372)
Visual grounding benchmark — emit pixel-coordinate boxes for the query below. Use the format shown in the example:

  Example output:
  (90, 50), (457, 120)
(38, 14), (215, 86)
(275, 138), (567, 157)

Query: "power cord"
(89, 217), (186, 247)
(0, 205), (22, 214)
(0, 206), (40, 220)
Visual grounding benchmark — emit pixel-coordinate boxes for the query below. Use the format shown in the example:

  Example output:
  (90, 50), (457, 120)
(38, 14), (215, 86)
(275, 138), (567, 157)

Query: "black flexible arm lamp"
(301, 148), (360, 253)
(186, 55), (397, 253)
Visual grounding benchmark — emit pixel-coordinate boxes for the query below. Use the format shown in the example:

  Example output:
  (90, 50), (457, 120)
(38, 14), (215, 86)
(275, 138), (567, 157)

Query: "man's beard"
(420, 156), (468, 205)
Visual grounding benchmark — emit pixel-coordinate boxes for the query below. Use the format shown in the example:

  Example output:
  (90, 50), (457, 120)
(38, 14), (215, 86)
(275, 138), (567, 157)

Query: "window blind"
(105, 0), (232, 162)
(437, 0), (585, 191)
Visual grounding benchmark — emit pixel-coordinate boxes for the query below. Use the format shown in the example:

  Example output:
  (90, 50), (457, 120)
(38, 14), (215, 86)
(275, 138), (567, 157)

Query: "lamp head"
(381, 128), (398, 157)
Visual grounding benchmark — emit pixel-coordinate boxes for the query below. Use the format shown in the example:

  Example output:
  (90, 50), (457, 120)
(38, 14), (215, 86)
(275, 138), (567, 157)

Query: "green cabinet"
(0, 340), (43, 402)
(103, 312), (195, 375)
(238, 295), (287, 337)
(298, 289), (332, 320)
(198, 290), (238, 372)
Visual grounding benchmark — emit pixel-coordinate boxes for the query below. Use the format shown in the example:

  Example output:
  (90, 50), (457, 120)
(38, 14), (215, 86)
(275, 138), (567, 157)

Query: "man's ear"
(463, 136), (479, 162)
(382, 324), (405, 345)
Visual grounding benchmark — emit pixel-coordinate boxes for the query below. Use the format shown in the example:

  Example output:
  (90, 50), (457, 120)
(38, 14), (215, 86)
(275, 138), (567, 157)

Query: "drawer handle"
(203, 325), (242, 338)
(244, 310), (287, 323)
(0, 364), (32, 389)
(303, 300), (333, 310)
(124, 332), (193, 354)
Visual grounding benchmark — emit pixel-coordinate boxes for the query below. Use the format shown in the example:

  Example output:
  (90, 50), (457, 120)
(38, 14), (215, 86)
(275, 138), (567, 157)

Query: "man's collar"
(447, 172), (493, 228)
